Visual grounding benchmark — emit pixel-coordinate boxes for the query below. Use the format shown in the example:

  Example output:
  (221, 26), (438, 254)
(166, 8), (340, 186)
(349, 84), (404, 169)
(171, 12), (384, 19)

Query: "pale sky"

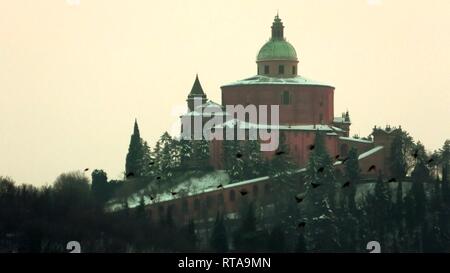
(0, 0), (449, 186)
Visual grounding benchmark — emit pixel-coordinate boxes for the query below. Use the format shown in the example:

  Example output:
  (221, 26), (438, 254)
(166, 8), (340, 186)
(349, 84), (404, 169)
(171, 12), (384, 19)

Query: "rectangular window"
(292, 66), (296, 75)
(278, 65), (284, 74)
(264, 65), (269, 74)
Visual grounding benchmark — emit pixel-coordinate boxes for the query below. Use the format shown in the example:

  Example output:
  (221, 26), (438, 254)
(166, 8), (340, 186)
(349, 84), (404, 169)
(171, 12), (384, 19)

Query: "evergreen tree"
(389, 129), (414, 180)
(411, 143), (429, 226)
(91, 169), (109, 204)
(267, 225), (286, 252)
(223, 139), (245, 182)
(294, 232), (307, 253)
(342, 147), (360, 212)
(243, 140), (266, 178)
(365, 174), (392, 245)
(233, 203), (258, 251)
(153, 132), (179, 179)
(125, 119), (145, 177)
(303, 131), (339, 251)
(210, 212), (228, 252)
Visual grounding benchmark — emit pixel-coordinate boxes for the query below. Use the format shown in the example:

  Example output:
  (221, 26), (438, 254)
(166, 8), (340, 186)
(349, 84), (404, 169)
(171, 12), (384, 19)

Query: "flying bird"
(295, 194), (305, 203)
(239, 189), (248, 196)
(368, 165), (376, 172)
(311, 182), (321, 189)
(342, 181), (351, 188)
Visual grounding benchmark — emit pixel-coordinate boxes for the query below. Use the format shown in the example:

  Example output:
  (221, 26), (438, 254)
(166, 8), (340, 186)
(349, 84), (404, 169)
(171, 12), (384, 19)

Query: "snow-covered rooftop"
(333, 117), (351, 124)
(339, 136), (373, 144)
(213, 119), (344, 132)
(221, 75), (333, 88)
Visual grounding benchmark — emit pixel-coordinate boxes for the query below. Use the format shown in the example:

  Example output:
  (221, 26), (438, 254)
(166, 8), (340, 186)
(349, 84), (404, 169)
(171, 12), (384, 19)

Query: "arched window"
(253, 185), (259, 197)
(282, 91), (290, 105)
(229, 190), (236, 201)
(340, 144), (349, 158)
(194, 198), (200, 211)
(182, 199), (189, 213)
(206, 196), (213, 209)
(217, 193), (224, 206)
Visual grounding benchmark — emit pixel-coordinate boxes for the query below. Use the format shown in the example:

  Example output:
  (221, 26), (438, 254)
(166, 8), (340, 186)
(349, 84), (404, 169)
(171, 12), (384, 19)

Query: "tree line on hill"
(0, 123), (449, 252)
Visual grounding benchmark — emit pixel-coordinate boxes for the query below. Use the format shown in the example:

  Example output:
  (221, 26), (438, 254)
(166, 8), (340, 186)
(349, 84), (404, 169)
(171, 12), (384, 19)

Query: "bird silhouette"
(240, 189), (248, 196)
(217, 184), (223, 189)
(335, 154), (340, 160)
(150, 196), (155, 201)
(342, 181), (351, 188)
(236, 152), (243, 158)
(171, 191), (177, 196)
(309, 144), (315, 150)
(311, 182), (321, 189)
(295, 194), (305, 203)
(156, 176), (161, 180)
(84, 168), (89, 172)
(368, 165), (376, 172)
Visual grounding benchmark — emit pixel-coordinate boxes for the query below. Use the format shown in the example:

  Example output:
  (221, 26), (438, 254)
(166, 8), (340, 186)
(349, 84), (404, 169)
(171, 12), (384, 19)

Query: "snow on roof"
(333, 117), (350, 124)
(180, 111), (229, 117)
(358, 146), (383, 160)
(213, 119), (344, 132)
(194, 100), (223, 110)
(221, 75), (333, 88)
(107, 171), (231, 211)
(339, 136), (373, 144)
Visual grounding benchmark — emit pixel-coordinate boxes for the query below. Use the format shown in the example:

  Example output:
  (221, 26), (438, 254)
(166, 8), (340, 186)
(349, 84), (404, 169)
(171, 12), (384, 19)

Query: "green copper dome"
(257, 39), (297, 61)
(256, 14), (298, 62)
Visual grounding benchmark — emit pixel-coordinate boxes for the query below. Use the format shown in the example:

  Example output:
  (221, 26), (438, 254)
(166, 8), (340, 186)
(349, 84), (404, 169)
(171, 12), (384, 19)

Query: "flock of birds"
(81, 146), (434, 231)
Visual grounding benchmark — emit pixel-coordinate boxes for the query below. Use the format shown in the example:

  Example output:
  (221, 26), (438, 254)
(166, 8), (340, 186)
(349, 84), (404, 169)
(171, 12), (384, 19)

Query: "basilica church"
(180, 14), (394, 177)
(142, 15), (399, 237)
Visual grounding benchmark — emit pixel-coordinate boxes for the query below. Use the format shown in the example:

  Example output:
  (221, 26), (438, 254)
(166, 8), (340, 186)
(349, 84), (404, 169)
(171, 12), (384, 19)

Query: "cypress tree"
(125, 119), (145, 177)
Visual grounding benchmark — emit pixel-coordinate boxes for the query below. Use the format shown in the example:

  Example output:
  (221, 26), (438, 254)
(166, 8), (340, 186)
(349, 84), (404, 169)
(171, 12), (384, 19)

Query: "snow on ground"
(107, 171), (230, 211)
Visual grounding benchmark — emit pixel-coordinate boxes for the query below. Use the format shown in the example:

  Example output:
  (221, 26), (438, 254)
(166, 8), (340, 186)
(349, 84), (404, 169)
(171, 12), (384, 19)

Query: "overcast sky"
(1, 0), (449, 186)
